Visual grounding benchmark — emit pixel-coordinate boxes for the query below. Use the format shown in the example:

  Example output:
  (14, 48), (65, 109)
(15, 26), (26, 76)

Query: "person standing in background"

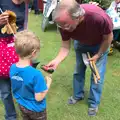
(0, 0), (28, 119)
(76, 0), (82, 4)
(33, 0), (40, 14)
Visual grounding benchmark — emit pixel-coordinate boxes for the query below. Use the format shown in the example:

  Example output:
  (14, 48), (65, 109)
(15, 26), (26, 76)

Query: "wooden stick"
(87, 52), (100, 80)
(7, 23), (15, 35)
(93, 74), (98, 84)
(87, 52), (98, 84)
(92, 61), (100, 80)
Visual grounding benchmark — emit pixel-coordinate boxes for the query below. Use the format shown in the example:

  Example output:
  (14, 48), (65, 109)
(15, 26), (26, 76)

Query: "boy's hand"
(46, 73), (52, 79)
(45, 74), (52, 89)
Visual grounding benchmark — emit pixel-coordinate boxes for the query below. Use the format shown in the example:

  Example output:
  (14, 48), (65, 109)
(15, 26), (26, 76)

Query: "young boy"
(9, 30), (52, 120)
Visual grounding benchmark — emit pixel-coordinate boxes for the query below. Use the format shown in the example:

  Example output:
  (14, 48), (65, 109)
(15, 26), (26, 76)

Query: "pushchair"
(41, 0), (59, 32)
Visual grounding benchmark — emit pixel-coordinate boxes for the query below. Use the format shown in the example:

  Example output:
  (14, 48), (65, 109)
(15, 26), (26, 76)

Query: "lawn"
(0, 12), (120, 120)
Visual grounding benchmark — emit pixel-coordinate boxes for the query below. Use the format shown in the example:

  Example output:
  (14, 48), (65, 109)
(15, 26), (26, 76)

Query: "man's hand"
(0, 12), (9, 26)
(46, 59), (60, 70)
(88, 53), (100, 63)
(89, 1), (99, 6)
(89, 32), (113, 63)
(41, 65), (54, 73)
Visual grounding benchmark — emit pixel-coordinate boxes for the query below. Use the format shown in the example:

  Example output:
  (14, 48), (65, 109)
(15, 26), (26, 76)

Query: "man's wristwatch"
(97, 52), (103, 58)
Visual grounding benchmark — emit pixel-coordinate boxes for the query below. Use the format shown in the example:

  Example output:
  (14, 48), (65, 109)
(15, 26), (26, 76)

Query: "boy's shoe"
(68, 96), (84, 104)
(88, 107), (98, 116)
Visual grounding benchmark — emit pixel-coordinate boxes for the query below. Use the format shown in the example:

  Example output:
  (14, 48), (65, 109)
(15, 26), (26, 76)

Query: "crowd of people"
(0, 0), (119, 120)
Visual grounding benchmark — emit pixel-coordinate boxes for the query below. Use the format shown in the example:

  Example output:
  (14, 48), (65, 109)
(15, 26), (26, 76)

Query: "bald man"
(47, 0), (113, 116)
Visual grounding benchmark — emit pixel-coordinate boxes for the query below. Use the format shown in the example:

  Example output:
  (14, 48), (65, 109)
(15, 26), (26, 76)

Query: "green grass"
(0, 12), (120, 120)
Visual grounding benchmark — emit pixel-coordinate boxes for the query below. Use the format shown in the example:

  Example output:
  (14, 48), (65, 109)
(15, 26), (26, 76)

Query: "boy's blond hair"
(15, 30), (40, 58)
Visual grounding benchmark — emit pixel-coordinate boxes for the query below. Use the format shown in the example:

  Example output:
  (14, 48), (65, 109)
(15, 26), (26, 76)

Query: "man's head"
(12, 0), (30, 4)
(52, 0), (85, 32)
(115, 0), (120, 4)
(15, 30), (40, 59)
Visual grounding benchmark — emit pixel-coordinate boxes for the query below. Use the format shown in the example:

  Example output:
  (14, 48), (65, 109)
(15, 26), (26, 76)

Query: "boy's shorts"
(19, 104), (47, 120)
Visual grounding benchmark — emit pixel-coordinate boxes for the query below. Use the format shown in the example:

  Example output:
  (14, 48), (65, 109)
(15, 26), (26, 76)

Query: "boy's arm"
(35, 75), (52, 102)
(35, 90), (48, 102)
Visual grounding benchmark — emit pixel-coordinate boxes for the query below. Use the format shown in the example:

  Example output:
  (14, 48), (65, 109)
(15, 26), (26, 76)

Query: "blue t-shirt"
(0, 0), (25, 37)
(10, 64), (48, 112)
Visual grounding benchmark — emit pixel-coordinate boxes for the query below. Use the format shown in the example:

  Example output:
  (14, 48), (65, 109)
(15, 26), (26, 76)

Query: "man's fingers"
(88, 58), (93, 61)
(88, 56), (96, 61)
(46, 63), (54, 68)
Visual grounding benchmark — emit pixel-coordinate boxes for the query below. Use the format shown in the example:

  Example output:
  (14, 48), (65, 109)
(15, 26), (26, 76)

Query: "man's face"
(115, 0), (120, 3)
(13, 0), (25, 3)
(56, 11), (80, 32)
(17, 0), (30, 3)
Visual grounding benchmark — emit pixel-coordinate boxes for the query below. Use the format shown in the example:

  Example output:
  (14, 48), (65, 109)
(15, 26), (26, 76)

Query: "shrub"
(83, 0), (113, 9)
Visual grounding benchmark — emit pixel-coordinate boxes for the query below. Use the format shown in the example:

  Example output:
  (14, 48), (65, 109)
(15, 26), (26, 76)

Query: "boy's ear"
(31, 50), (37, 56)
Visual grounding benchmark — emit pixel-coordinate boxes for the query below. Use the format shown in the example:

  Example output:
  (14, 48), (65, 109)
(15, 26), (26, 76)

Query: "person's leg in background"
(113, 30), (120, 41)
(116, 30), (120, 42)
(0, 78), (16, 120)
(112, 30), (120, 51)
(107, 30), (119, 55)
(28, 0), (33, 12)
(68, 40), (86, 104)
(88, 51), (108, 116)
(33, 0), (40, 14)
(75, 0), (83, 4)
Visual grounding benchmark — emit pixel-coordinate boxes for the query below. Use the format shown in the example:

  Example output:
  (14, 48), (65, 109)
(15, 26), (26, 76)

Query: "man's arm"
(47, 40), (71, 69)
(97, 32), (113, 57)
(55, 40), (71, 63)
(89, 32), (113, 62)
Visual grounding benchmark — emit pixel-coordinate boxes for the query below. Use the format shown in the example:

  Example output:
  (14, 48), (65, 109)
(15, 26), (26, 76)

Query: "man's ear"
(76, 17), (80, 22)
(73, 17), (80, 25)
